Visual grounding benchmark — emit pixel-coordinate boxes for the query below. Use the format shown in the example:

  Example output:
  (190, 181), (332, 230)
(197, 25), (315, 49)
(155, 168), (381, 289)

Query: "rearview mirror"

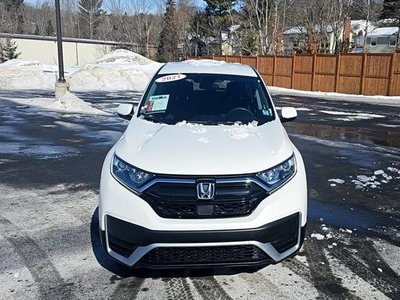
(117, 104), (134, 120)
(280, 107), (297, 123)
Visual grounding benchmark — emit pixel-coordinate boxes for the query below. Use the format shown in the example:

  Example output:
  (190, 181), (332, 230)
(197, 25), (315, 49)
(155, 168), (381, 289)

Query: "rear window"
(138, 73), (275, 125)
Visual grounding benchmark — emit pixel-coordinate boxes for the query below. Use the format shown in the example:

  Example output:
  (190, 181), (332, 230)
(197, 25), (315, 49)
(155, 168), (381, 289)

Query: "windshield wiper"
(141, 114), (165, 124)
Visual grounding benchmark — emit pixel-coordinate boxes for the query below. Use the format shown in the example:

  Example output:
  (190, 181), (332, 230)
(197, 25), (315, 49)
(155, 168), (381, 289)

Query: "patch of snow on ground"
(68, 49), (161, 92)
(319, 110), (385, 121)
(328, 178), (345, 184)
(349, 168), (399, 190)
(269, 86), (400, 107)
(6, 92), (107, 115)
(311, 233), (325, 240)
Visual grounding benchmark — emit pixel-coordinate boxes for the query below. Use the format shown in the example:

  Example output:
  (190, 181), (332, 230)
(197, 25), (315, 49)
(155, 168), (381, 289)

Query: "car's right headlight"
(111, 154), (154, 192)
(257, 154), (296, 192)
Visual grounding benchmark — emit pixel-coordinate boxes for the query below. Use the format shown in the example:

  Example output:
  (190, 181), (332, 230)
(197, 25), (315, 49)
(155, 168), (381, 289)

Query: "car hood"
(115, 118), (293, 175)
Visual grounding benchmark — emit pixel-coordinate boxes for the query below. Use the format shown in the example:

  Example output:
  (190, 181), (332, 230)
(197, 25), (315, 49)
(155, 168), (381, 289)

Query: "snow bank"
(0, 59), (78, 90)
(0, 50), (159, 92)
(6, 91), (107, 115)
(68, 49), (161, 92)
(0, 59), (55, 90)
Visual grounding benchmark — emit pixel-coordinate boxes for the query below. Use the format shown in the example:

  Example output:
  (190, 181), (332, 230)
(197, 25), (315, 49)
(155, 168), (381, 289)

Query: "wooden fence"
(187, 51), (400, 96)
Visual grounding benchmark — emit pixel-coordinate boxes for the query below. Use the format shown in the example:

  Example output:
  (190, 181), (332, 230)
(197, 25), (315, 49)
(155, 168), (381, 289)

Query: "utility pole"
(55, 0), (69, 101)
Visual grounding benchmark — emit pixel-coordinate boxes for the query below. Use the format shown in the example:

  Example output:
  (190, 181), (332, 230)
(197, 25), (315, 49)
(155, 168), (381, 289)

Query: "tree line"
(0, 0), (399, 62)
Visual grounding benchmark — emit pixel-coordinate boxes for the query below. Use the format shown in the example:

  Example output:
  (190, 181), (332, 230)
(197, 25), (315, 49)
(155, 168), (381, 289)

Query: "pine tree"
(0, 39), (21, 63)
(158, 0), (178, 62)
(204, 0), (235, 54)
(78, 0), (105, 39)
(380, 0), (400, 22)
(380, 0), (400, 49)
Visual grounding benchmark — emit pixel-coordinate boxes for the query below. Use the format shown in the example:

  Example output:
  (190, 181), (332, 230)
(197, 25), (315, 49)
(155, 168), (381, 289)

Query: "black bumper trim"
(106, 213), (300, 246)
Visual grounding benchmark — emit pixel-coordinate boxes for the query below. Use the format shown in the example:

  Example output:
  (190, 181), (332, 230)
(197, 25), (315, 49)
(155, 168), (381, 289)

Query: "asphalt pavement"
(0, 89), (399, 299)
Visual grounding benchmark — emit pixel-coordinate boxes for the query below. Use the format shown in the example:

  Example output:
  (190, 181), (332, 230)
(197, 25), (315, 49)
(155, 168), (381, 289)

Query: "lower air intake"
(138, 245), (269, 266)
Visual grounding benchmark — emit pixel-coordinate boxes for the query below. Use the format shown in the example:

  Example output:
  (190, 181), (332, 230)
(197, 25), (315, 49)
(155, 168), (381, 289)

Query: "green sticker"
(148, 94), (169, 112)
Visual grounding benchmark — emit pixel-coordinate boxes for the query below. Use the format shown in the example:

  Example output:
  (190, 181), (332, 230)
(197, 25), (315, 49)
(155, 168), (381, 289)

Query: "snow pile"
(52, 92), (108, 114)
(6, 91), (107, 115)
(68, 49), (161, 92)
(94, 49), (154, 65)
(0, 59), (55, 90)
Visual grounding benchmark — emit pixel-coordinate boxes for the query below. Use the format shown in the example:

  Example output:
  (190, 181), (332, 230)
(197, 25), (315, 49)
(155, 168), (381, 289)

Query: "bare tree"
(175, 0), (196, 58)
(78, 0), (104, 39)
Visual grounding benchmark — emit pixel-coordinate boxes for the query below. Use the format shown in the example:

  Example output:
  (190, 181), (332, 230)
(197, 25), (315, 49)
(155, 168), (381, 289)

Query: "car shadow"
(90, 207), (269, 279)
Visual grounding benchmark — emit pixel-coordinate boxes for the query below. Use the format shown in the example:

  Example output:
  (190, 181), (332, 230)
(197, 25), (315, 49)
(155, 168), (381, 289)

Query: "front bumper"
(100, 212), (306, 268)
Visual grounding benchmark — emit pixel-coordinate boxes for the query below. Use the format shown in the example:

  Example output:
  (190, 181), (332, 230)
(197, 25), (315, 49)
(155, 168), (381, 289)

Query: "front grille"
(138, 245), (269, 266)
(141, 179), (268, 219)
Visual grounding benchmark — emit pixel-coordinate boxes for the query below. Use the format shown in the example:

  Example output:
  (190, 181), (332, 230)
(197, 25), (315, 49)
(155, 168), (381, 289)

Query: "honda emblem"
(197, 182), (215, 200)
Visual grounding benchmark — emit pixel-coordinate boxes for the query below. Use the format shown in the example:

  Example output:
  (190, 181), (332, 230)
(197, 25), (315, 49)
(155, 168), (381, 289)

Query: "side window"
(371, 37), (377, 46)
(390, 36), (396, 47)
(254, 83), (271, 116)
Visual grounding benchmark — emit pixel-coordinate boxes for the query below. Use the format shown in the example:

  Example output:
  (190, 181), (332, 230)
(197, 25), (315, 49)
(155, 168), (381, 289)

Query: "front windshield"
(138, 73), (275, 125)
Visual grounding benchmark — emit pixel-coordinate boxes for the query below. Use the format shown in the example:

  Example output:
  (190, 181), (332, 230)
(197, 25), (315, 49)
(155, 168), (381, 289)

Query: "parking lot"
(0, 89), (399, 299)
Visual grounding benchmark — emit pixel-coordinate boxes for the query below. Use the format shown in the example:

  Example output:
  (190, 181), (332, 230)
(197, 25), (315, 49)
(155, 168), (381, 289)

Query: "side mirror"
(280, 107), (297, 123)
(117, 104), (134, 120)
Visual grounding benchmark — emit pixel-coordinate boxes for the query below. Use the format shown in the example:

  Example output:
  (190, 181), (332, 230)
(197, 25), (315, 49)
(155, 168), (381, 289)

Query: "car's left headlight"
(111, 154), (154, 192)
(257, 154), (296, 192)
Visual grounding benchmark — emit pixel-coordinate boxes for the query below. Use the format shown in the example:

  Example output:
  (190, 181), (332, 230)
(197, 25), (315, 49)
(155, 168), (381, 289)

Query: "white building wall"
(2, 37), (113, 66)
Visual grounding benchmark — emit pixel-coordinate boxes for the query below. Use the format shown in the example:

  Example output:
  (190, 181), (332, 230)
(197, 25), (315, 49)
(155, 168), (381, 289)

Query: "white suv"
(99, 60), (307, 269)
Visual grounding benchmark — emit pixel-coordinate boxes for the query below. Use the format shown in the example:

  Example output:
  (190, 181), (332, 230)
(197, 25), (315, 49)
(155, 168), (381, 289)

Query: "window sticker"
(155, 74), (186, 83)
(262, 109), (270, 116)
(146, 95), (169, 112)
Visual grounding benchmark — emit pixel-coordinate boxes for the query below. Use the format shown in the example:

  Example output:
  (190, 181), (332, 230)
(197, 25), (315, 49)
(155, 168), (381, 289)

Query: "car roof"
(159, 60), (257, 77)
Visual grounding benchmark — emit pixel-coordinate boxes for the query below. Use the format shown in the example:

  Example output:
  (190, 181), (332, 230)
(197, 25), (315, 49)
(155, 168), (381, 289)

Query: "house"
(364, 27), (399, 53)
(282, 20), (374, 54)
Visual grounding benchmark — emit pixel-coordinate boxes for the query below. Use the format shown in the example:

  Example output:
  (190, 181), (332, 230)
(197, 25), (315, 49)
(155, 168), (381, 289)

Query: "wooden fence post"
(272, 55), (277, 86)
(387, 51), (396, 96)
(240, 56), (243, 64)
(311, 54), (317, 91)
(360, 53), (368, 95)
(335, 54), (341, 93)
(291, 54), (296, 89)
(256, 56), (260, 71)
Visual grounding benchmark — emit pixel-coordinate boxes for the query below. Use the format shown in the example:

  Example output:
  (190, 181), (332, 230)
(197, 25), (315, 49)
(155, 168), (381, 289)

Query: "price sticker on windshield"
(146, 95), (169, 112)
(155, 74), (186, 83)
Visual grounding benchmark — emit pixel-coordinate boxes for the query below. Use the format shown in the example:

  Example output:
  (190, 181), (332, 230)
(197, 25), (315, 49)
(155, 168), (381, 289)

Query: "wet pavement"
(0, 89), (399, 299)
